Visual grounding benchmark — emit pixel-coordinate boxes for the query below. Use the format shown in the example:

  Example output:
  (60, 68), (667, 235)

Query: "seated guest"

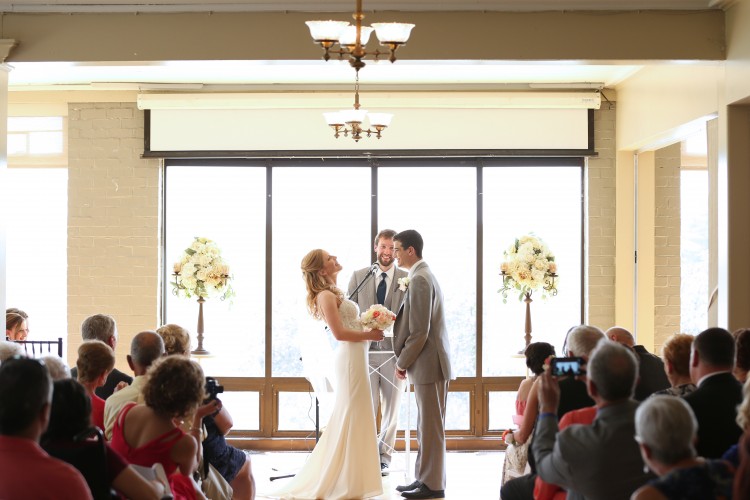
(607, 326), (671, 400)
(632, 396), (734, 500)
(652, 333), (696, 397)
(733, 328), (750, 384)
(0, 340), (24, 362)
(76, 340), (116, 432)
(5, 311), (29, 341)
(501, 325), (602, 500)
(0, 357), (92, 499)
(157, 323), (256, 500)
(685, 327), (743, 458)
(734, 377), (750, 498)
(533, 340), (653, 499)
(110, 356), (207, 500)
(71, 314), (132, 399)
(41, 355), (71, 381)
(42, 378), (164, 500)
(103, 330), (165, 440)
(514, 342), (555, 426)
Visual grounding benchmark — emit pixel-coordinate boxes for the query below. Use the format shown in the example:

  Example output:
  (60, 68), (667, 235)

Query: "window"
(6, 168), (67, 346)
(164, 158), (583, 439)
(680, 131), (709, 334)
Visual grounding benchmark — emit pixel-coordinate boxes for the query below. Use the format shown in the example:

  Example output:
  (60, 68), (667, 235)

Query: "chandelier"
(305, 0), (414, 141)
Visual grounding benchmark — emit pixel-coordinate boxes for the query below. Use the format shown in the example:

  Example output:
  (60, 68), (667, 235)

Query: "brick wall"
(67, 102), (161, 369)
(587, 105), (617, 330)
(654, 142), (681, 351)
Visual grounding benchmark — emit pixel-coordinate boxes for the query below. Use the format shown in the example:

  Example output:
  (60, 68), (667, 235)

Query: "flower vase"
(192, 296), (210, 355)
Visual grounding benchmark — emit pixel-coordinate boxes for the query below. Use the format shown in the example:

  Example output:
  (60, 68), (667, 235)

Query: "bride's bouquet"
(360, 304), (396, 333)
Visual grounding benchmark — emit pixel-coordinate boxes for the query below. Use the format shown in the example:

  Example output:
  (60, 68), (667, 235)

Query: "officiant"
(347, 229), (408, 475)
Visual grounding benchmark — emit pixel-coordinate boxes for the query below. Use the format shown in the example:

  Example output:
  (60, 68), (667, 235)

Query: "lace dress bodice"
(338, 299), (362, 331)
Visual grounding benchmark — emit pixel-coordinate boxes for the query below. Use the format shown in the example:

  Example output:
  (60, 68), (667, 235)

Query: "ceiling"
(3, 0), (725, 93)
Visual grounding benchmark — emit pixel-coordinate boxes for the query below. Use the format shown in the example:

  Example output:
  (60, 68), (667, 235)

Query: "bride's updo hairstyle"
(301, 249), (343, 320)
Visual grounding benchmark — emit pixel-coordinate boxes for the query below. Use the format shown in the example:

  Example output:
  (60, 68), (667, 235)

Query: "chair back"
(13, 338), (63, 358)
(43, 426), (114, 500)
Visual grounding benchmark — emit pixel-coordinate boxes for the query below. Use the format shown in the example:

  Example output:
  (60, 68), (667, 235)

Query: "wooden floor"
(252, 450), (504, 499)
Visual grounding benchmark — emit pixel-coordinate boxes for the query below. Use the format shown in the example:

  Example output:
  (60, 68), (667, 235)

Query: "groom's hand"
(395, 367), (407, 380)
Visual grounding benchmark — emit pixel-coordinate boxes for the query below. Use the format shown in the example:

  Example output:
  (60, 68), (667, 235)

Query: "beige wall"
(66, 102), (161, 368)
(653, 142), (681, 352)
(587, 104), (616, 330)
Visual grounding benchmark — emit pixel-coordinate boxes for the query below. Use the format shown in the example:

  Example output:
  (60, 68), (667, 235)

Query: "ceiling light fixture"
(306, 0), (413, 141)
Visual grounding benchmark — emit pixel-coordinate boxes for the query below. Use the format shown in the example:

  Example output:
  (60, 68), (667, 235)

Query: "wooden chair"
(13, 338), (63, 358)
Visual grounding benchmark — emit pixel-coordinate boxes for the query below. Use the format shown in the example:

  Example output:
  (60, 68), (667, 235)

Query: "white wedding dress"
(272, 299), (383, 499)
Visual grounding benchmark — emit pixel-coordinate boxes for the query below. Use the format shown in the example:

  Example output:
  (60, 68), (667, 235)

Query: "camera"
(550, 357), (585, 378)
(204, 376), (224, 402)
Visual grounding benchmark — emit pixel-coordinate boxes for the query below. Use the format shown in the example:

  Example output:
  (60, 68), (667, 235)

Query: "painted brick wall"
(66, 102), (161, 369)
(587, 105), (617, 330)
(654, 142), (681, 351)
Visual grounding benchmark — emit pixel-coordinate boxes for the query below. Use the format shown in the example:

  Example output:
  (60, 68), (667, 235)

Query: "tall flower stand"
(192, 297), (210, 356)
(523, 292), (533, 349)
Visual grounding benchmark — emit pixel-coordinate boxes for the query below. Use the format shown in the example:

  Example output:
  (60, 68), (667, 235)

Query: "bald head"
(128, 331), (165, 375)
(606, 327), (635, 348)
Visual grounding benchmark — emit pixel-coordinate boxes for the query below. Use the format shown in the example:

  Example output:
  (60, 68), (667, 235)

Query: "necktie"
(376, 272), (387, 305)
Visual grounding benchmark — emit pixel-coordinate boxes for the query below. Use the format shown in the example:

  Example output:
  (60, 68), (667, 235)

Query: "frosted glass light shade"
(340, 109), (368, 124)
(367, 113), (393, 127)
(371, 23), (415, 44)
(323, 112), (345, 126)
(306, 20), (350, 42)
(338, 26), (374, 47)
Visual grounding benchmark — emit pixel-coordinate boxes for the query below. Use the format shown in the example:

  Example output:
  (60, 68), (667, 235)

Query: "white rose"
(196, 268), (209, 281)
(198, 254), (213, 267)
(182, 276), (198, 291)
(181, 263), (196, 278)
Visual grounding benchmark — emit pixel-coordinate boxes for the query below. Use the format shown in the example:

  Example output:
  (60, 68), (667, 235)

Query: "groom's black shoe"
(401, 483), (445, 499)
(396, 480), (422, 493)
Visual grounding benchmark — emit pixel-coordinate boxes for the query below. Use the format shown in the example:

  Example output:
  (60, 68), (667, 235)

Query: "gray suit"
(393, 260), (453, 491)
(348, 265), (407, 465)
(532, 400), (654, 500)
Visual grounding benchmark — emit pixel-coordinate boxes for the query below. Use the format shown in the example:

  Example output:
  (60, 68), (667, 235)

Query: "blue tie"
(376, 272), (387, 305)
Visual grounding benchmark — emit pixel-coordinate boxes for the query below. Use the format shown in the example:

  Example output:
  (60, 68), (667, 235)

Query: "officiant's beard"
(378, 254), (394, 268)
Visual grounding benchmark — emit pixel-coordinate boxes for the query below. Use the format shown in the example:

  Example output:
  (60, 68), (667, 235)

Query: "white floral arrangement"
(499, 234), (557, 303)
(172, 237), (234, 300)
(397, 277), (410, 291)
(360, 304), (397, 331)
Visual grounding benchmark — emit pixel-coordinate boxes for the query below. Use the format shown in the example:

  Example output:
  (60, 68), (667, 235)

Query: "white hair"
(0, 341), (24, 363)
(566, 325), (606, 358)
(40, 355), (71, 381)
(635, 395), (697, 464)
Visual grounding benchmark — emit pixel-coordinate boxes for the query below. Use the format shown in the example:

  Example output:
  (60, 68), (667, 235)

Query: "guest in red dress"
(76, 340), (115, 432)
(110, 355), (207, 500)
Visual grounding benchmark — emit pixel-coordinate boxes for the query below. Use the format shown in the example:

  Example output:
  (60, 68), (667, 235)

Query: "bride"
(272, 249), (385, 499)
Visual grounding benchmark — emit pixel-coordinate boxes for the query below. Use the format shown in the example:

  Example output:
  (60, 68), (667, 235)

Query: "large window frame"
(163, 157), (585, 449)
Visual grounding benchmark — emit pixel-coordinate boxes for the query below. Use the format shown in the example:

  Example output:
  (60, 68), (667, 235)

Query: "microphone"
(349, 262), (380, 301)
(370, 262), (380, 274)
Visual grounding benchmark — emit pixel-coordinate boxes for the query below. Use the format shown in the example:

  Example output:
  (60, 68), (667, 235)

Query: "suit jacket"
(392, 261), (452, 384)
(532, 399), (654, 500)
(632, 345), (671, 401)
(347, 265), (407, 353)
(70, 366), (133, 400)
(684, 371), (743, 458)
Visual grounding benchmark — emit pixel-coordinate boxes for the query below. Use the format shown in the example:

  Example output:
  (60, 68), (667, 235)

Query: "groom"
(347, 229), (407, 475)
(392, 229), (453, 500)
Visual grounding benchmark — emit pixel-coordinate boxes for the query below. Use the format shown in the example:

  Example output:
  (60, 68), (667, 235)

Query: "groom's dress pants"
(369, 353), (405, 464)
(414, 379), (449, 491)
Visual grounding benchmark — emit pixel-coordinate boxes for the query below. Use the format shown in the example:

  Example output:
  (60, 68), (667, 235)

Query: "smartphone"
(550, 356), (585, 377)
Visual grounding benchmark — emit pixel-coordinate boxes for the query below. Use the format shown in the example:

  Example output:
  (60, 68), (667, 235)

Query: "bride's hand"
(367, 329), (385, 342)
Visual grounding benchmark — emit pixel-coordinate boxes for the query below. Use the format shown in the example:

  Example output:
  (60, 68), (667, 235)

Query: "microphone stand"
(348, 262), (379, 301)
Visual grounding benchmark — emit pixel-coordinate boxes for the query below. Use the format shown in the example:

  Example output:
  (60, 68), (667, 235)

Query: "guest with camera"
(532, 340), (653, 499)
(157, 323), (255, 500)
